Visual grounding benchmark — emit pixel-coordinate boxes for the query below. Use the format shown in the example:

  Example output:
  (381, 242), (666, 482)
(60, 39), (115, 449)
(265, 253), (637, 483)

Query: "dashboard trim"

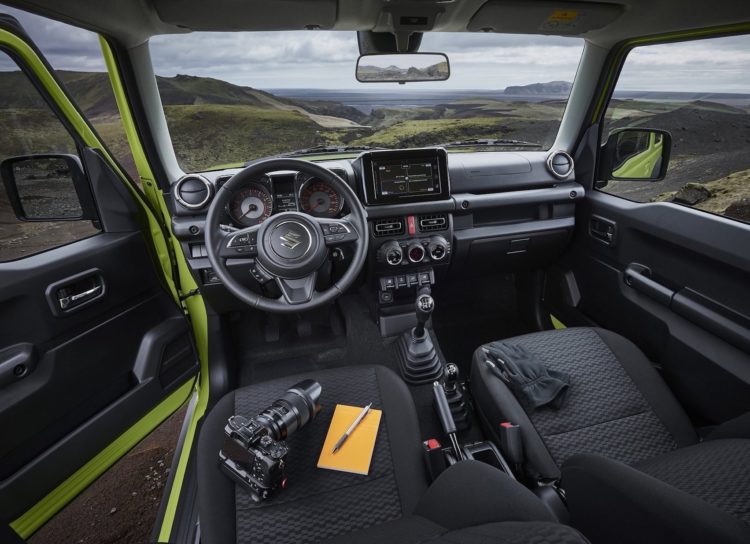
(452, 182), (585, 212)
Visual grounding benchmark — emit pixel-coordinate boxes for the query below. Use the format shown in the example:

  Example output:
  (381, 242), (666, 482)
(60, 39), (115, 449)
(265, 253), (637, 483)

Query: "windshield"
(150, 32), (583, 172)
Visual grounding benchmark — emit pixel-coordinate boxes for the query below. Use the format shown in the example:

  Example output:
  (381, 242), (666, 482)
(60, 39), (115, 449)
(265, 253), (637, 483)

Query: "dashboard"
(169, 147), (585, 322)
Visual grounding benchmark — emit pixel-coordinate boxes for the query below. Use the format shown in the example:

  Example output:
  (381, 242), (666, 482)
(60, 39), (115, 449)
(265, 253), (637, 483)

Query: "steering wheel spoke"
(275, 273), (318, 305)
(316, 216), (360, 247)
(217, 224), (260, 259)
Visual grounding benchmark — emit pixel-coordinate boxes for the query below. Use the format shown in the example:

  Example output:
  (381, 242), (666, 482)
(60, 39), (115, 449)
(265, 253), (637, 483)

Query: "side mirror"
(1, 154), (97, 221)
(356, 53), (450, 84)
(598, 128), (672, 183)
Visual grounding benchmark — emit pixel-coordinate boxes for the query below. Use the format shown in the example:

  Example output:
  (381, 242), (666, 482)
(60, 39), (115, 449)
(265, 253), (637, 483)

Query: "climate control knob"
(379, 240), (403, 266)
(428, 236), (449, 261)
(407, 242), (426, 264)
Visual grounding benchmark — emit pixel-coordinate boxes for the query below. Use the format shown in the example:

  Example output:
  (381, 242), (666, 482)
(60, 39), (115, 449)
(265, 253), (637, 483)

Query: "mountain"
(0, 70), (366, 126)
(358, 61), (449, 81)
(504, 81), (573, 96)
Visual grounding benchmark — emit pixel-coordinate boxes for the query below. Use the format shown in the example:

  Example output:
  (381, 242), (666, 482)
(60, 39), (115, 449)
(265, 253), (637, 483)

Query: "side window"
(0, 51), (100, 261)
(1, 5), (140, 184)
(599, 35), (750, 224)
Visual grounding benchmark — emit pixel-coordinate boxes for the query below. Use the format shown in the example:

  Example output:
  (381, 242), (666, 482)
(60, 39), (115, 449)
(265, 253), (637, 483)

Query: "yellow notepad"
(317, 404), (382, 475)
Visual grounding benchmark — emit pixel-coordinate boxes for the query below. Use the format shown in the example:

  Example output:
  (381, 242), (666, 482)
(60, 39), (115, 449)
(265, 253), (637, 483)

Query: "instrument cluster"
(226, 172), (345, 228)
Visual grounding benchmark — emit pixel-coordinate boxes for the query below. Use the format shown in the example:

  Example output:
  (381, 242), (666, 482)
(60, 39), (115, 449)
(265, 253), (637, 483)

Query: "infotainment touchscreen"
(361, 148), (450, 205)
(376, 159), (440, 196)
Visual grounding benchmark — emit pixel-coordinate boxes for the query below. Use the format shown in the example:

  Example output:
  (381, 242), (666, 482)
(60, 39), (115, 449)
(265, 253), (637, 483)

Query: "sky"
(1, 4), (750, 93)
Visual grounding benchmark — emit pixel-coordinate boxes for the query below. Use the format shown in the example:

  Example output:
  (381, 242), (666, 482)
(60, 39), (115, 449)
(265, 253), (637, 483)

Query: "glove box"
(451, 221), (573, 274)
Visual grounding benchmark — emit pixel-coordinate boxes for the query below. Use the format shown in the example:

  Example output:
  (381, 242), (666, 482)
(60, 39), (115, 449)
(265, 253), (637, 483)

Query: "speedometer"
(299, 179), (343, 218)
(228, 184), (273, 227)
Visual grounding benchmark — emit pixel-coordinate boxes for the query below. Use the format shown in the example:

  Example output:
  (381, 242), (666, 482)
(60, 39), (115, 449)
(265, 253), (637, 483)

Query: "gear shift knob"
(414, 293), (434, 338)
(444, 363), (460, 392)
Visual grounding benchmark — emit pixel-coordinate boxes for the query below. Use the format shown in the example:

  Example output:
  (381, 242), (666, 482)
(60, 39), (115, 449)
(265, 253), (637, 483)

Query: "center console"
(358, 148), (453, 327)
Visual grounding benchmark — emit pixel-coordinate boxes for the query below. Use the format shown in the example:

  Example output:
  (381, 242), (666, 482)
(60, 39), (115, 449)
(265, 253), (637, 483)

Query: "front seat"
(471, 327), (750, 543)
(197, 365), (589, 544)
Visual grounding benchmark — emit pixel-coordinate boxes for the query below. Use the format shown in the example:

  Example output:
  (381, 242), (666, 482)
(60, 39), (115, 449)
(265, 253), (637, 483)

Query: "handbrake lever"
(433, 381), (464, 461)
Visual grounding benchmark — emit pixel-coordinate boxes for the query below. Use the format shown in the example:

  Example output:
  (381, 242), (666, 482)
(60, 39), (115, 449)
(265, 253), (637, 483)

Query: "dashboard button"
(396, 275), (407, 288)
(381, 277), (396, 290)
(379, 291), (394, 304)
(407, 273), (418, 285)
(419, 272), (432, 285)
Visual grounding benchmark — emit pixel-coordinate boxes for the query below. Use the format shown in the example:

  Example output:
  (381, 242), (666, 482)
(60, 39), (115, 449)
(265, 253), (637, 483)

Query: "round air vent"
(174, 175), (213, 210)
(546, 150), (574, 179)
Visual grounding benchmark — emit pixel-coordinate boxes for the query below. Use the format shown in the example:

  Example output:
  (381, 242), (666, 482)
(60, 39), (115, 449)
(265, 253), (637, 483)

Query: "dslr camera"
(219, 379), (322, 501)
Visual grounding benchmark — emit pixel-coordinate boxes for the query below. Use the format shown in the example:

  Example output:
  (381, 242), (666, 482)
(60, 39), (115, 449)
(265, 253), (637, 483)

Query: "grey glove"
(483, 342), (570, 410)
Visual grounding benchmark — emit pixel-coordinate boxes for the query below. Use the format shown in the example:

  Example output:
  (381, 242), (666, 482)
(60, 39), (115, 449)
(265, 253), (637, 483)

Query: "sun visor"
(153, 0), (337, 31)
(468, 1), (624, 36)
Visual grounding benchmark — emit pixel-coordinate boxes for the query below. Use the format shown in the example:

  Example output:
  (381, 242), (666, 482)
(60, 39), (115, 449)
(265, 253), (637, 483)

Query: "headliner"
(3, 0), (750, 50)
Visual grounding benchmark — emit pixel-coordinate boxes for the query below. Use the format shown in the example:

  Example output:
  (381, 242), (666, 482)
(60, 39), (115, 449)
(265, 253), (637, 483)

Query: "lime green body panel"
(612, 133), (663, 179)
(99, 39), (211, 541)
(550, 315), (567, 330)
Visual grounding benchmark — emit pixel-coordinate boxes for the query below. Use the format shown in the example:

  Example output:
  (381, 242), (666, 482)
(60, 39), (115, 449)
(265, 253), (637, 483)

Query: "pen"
(332, 403), (372, 453)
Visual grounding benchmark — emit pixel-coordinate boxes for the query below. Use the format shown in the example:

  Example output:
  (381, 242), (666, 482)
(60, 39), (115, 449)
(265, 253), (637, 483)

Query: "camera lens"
(255, 379), (322, 441)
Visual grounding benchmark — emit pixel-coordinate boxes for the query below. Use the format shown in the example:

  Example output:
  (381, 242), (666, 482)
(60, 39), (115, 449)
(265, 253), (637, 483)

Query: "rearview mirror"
(1, 154), (96, 221)
(599, 128), (672, 182)
(356, 53), (450, 84)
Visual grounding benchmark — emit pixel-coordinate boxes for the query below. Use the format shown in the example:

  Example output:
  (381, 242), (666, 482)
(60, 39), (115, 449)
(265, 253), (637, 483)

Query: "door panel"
(548, 191), (750, 425)
(0, 15), (199, 530)
(0, 231), (197, 520)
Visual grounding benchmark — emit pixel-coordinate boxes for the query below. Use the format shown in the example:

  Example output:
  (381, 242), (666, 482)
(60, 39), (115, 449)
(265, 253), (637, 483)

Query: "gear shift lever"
(414, 291), (434, 339)
(396, 288), (443, 384)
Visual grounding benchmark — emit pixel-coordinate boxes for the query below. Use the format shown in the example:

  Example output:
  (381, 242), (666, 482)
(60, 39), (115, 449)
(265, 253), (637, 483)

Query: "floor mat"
(234, 294), (484, 443)
(432, 273), (532, 377)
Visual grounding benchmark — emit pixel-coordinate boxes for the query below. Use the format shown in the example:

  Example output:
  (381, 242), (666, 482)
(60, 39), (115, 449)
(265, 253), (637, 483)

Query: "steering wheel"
(205, 158), (369, 313)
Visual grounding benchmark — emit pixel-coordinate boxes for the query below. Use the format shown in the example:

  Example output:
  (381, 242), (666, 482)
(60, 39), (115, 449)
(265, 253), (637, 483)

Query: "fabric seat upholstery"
(471, 327), (697, 480)
(197, 364), (589, 544)
(471, 327), (750, 543)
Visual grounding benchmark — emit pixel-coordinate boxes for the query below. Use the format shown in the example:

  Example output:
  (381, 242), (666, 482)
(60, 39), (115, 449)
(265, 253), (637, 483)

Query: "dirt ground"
(29, 405), (188, 544)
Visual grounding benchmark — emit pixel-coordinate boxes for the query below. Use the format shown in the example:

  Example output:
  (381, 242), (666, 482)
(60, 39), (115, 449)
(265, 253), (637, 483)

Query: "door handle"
(623, 264), (674, 306)
(589, 215), (617, 246)
(45, 269), (106, 316)
(59, 284), (102, 310)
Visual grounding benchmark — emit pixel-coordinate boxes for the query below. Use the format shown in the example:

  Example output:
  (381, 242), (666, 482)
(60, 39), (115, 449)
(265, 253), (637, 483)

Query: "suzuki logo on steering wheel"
(280, 230), (303, 250)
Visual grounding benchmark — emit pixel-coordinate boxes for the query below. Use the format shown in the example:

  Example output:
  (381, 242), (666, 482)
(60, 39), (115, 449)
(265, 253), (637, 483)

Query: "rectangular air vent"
(418, 214), (448, 232)
(373, 217), (405, 237)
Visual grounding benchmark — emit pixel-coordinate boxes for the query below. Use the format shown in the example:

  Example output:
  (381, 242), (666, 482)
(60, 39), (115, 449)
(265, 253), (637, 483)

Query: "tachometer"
(299, 178), (343, 218)
(228, 184), (273, 227)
